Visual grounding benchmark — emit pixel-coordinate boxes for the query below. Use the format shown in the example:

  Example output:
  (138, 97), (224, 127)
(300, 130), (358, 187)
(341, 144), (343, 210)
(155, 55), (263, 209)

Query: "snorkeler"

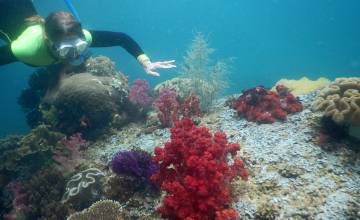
(0, 0), (176, 76)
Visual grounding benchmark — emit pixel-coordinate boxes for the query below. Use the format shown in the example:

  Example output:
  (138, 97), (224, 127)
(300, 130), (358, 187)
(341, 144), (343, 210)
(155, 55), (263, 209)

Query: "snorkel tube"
(63, 0), (81, 22)
(62, 0), (89, 66)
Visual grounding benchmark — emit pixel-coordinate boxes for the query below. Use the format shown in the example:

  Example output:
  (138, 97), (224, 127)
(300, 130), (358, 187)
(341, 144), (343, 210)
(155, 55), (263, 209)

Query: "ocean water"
(0, 0), (359, 137)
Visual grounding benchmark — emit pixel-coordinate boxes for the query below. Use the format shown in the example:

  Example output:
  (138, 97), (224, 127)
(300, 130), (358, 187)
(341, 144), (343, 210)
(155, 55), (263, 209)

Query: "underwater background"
(1, 0), (360, 137)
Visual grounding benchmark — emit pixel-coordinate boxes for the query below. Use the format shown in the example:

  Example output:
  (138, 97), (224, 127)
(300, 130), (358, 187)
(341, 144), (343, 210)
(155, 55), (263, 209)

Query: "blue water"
(0, 0), (359, 137)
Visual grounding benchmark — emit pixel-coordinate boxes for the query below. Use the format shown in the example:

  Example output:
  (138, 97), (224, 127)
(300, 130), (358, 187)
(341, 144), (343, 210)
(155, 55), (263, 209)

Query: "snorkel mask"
(52, 37), (88, 60)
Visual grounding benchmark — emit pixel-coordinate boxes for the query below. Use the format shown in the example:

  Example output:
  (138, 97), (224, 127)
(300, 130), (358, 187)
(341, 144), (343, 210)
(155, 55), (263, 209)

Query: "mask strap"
(0, 30), (12, 43)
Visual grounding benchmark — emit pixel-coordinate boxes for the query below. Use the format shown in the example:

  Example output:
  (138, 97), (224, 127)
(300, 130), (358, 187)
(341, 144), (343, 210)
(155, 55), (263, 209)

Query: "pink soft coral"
(128, 79), (153, 107)
(52, 133), (88, 174)
(4, 182), (28, 220)
(151, 118), (248, 220)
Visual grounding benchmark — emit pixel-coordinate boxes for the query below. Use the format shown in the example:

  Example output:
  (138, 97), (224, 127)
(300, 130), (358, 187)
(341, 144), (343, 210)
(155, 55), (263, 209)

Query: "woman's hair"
(25, 15), (45, 26)
(44, 11), (84, 42)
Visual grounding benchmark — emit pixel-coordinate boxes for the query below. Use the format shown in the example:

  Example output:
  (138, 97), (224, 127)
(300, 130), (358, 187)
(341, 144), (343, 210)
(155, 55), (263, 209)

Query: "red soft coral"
(151, 118), (248, 220)
(231, 85), (303, 123)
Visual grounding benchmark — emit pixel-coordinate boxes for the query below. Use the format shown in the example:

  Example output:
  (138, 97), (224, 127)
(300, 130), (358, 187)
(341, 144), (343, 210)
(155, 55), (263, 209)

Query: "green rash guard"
(10, 24), (92, 66)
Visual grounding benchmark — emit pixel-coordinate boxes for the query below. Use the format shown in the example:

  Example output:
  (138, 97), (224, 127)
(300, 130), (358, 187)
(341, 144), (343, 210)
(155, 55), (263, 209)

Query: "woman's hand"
(142, 60), (176, 77)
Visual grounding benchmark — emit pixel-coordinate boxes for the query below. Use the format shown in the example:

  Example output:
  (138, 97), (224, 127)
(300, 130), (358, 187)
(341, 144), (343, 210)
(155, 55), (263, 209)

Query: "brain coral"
(62, 168), (105, 210)
(312, 77), (360, 126)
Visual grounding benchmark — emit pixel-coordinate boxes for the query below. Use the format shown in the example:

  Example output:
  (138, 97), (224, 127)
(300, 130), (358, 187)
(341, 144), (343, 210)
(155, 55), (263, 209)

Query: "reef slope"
(86, 92), (360, 220)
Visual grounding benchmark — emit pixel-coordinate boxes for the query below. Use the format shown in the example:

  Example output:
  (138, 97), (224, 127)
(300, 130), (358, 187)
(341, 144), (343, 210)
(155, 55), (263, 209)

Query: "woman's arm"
(88, 30), (176, 76)
(89, 30), (144, 58)
(0, 45), (17, 66)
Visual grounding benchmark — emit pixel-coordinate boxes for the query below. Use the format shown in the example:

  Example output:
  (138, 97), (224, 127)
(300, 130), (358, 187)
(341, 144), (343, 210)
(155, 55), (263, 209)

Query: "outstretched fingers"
(146, 69), (160, 77)
(155, 60), (176, 68)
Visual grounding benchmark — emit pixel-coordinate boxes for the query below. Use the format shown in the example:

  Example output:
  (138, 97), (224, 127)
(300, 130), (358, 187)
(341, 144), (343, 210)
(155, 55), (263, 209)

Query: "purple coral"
(111, 150), (158, 182)
(128, 79), (153, 107)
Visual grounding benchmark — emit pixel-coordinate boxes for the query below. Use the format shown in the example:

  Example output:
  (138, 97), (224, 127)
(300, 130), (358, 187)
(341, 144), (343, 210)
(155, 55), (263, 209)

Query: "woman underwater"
(0, 0), (176, 76)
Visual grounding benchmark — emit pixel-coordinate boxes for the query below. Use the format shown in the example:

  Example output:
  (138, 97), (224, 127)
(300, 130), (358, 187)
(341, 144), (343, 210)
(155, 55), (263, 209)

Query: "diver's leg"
(0, 0), (37, 42)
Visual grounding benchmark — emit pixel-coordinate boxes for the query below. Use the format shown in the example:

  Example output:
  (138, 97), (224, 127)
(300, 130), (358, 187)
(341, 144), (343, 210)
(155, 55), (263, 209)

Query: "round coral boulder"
(45, 73), (128, 138)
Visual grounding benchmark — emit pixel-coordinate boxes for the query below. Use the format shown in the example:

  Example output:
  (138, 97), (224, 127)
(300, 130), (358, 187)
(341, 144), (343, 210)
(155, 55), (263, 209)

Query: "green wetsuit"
(10, 24), (92, 66)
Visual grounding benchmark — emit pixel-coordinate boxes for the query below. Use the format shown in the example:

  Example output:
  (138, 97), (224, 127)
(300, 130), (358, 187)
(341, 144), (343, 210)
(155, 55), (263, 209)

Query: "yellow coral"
(273, 77), (331, 96)
(312, 77), (360, 126)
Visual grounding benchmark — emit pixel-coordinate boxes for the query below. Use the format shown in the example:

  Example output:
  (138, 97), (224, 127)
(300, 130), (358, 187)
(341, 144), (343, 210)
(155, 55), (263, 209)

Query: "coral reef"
(44, 72), (128, 138)
(84, 56), (128, 95)
(24, 168), (69, 220)
(154, 77), (213, 100)
(3, 181), (28, 220)
(85, 56), (121, 77)
(66, 199), (124, 220)
(0, 136), (22, 187)
(231, 85), (303, 123)
(18, 56), (130, 137)
(151, 118), (248, 220)
(18, 65), (63, 128)
(0, 126), (64, 185)
(272, 77), (330, 96)
(62, 168), (105, 210)
(312, 77), (360, 126)
(128, 79), (153, 108)
(103, 174), (143, 202)
(118, 191), (161, 219)
(254, 201), (280, 220)
(110, 150), (158, 184)
(82, 92), (360, 220)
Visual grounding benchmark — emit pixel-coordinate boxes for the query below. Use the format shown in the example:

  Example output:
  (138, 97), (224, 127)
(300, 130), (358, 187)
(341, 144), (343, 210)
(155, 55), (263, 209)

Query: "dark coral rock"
(103, 175), (142, 202)
(320, 116), (349, 140)
(18, 65), (63, 128)
(23, 168), (69, 220)
(44, 73), (128, 138)
(0, 126), (64, 187)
